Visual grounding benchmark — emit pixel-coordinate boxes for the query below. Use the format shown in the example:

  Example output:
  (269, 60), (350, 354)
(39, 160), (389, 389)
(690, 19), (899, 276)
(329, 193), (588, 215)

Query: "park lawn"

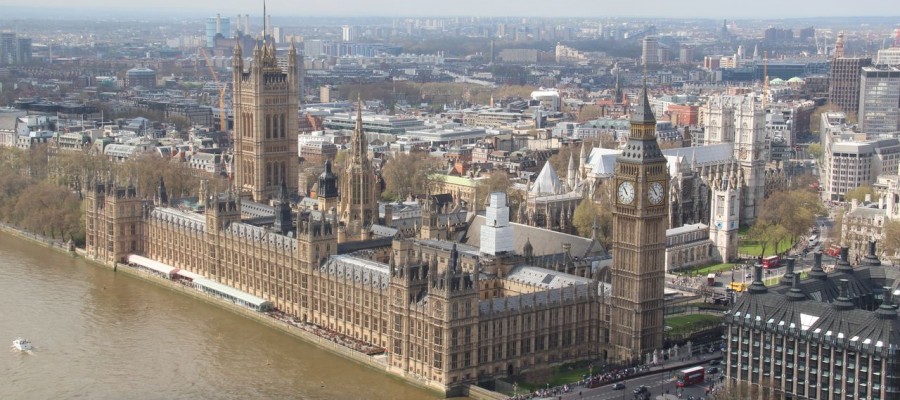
(512, 362), (594, 392)
(738, 239), (794, 257)
(763, 271), (809, 286)
(666, 313), (723, 331)
(676, 263), (735, 276)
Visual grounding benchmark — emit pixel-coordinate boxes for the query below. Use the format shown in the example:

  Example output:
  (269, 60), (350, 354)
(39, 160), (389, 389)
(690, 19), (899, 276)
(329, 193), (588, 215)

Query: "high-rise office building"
(725, 248), (900, 400)
(15, 37), (32, 64)
(829, 57), (872, 117)
(0, 32), (15, 65)
(859, 66), (900, 135)
(642, 36), (659, 66)
(0, 33), (32, 66)
(342, 25), (356, 42)
(679, 44), (694, 64)
(876, 47), (900, 67)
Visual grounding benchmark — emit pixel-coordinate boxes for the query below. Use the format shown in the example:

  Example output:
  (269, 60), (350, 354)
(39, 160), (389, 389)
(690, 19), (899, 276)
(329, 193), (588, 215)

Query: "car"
(611, 382), (626, 390)
(707, 367), (720, 374)
(745, 273), (752, 278)
(709, 359), (721, 366)
(633, 385), (649, 394)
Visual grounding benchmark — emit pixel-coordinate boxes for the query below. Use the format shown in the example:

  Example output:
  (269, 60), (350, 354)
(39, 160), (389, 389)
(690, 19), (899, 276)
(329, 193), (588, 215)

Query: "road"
(549, 360), (722, 400)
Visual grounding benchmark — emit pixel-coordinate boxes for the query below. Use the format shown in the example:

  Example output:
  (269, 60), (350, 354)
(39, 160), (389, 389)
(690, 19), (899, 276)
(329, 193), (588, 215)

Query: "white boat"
(11, 338), (32, 351)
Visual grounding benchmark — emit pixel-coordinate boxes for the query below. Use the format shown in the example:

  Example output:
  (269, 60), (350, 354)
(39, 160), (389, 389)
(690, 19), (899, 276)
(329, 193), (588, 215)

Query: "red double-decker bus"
(762, 255), (780, 269)
(675, 366), (705, 387)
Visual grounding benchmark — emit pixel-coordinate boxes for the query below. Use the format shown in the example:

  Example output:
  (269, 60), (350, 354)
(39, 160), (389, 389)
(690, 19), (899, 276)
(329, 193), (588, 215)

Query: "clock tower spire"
(609, 82), (669, 364)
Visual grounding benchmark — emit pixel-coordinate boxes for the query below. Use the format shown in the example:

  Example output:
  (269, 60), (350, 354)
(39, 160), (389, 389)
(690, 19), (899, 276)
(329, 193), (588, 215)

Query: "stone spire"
(630, 80), (656, 125)
(566, 150), (577, 190)
(353, 95), (367, 162)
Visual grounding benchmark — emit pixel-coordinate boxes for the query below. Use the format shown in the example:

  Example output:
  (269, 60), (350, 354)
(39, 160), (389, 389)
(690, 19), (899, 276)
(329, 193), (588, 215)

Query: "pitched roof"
(462, 215), (606, 258)
(530, 161), (563, 195)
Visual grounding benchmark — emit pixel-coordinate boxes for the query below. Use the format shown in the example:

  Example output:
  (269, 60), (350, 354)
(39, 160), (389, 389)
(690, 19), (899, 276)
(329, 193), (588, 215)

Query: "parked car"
(612, 382), (626, 390)
(707, 367), (720, 374)
(633, 385), (649, 394)
(709, 359), (721, 366)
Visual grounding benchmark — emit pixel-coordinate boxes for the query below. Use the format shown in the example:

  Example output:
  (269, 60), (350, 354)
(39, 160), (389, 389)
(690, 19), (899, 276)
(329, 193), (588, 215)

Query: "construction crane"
(198, 47), (228, 132)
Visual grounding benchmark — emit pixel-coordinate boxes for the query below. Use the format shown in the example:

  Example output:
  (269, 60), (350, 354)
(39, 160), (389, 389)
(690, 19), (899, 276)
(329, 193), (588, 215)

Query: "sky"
(0, 0), (898, 19)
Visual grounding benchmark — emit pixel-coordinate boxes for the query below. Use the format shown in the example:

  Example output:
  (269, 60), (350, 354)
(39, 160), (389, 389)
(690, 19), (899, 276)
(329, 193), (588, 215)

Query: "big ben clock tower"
(609, 83), (669, 364)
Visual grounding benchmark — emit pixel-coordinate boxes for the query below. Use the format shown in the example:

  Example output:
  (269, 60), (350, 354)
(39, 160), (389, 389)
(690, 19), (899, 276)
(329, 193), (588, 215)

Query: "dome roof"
(770, 78), (785, 85)
(787, 77), (804, 83)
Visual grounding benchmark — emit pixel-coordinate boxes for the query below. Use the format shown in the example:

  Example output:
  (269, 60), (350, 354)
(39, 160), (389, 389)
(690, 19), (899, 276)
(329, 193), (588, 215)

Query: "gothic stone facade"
(85, 186), (608, 395)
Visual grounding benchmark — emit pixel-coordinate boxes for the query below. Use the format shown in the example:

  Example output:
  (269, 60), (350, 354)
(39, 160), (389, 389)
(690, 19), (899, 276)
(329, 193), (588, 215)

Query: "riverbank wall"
(0, 224), (468, 398)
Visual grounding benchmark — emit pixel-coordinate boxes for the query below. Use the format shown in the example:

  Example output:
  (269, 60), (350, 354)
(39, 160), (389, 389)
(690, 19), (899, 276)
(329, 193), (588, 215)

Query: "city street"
(700, 213), (838, 300)
(548, 359), (723, 400)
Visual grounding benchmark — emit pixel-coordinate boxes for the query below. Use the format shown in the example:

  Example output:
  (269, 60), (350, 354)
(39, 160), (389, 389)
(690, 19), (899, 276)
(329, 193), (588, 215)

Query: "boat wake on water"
(11, 338), (34, 354)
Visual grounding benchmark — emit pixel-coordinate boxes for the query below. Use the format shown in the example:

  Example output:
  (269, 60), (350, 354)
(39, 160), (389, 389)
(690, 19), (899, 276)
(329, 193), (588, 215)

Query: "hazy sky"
(1, 0), (898, 19)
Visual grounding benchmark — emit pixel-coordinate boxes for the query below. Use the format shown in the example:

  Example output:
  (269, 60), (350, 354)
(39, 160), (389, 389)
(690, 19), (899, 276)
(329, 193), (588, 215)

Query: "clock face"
(648, 182), (665, 205)
(617, 181), (635, 204)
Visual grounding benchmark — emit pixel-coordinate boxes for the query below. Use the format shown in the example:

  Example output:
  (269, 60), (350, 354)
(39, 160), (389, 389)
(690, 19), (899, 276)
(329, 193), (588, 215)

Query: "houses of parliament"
(83, 37), (668, 395)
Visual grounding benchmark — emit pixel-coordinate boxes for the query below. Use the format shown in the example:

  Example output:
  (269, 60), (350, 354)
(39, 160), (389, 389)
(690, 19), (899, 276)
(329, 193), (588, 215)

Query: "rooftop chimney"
(780, 257), (796, 286)
(833, 279), (855, 311)
(876, 286), (897, 319)
(786, 273), (806, 301)
(810, 251), (828, 280)
(749, 263), (768, 294)
(861, 240), (881, 267)
(836, 246), (853, 273)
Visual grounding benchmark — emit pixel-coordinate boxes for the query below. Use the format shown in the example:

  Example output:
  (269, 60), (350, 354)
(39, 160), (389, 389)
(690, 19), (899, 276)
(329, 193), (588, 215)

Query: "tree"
(575, 104), (603, 123)
(381, 152), (442, 201)
(598, 133), (618, 149)
(572, 197), (596, 238)
(747, 222), (779, 258)
(760, 190), (824, 243)
(809, 103), (839, 134)
(547, 146), (576, 180)
(479, 170), (512, 197)
(883, 220), (900, 264)
(844, 185), (876, 203)
(789, 173), (819, 192)
(829, 211), (844, 246)
(806, 143), (823, 160)
(750, 189), (824, 256)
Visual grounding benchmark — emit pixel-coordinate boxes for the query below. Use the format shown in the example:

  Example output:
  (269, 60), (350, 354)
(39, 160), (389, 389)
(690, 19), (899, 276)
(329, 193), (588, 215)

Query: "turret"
(274, 176), (293, 235)
(232, 40), (243, 77)
(566, 151), (577, 190)
(156, 176), (168, 206)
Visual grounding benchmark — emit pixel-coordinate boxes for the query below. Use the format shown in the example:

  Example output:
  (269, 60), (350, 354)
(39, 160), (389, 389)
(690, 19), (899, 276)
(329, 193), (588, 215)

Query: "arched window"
(272, 114), (279, 139)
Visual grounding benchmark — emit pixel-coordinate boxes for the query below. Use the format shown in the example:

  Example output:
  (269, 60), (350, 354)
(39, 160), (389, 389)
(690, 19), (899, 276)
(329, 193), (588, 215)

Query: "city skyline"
(0, 0), (898, 19)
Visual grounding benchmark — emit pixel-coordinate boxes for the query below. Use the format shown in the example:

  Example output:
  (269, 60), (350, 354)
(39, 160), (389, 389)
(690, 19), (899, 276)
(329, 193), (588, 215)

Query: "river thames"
(0, 231), (439, 399)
